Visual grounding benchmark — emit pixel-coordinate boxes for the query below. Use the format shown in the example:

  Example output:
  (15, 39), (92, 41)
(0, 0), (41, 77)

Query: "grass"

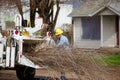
(103, 55), (120, 66)
(96, 55), (120, 66)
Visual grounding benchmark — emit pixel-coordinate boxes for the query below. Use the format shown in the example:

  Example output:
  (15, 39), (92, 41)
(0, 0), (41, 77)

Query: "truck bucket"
(18, 55), (47, 69)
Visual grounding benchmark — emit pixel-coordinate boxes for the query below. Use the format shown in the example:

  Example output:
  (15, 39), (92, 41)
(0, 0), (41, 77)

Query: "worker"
(55, 28), (69, 80)
(21, 29), (30, 36)
(55, 28), (70, 50)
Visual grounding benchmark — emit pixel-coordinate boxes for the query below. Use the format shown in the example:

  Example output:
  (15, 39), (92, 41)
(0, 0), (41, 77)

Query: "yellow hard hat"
(55, 28), (63, 35)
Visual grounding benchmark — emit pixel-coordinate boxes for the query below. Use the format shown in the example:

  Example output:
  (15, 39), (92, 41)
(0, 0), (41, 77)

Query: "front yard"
(26, 47), (120, 80)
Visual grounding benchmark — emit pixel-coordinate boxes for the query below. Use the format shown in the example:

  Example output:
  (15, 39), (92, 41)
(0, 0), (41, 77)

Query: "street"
(0, 70), (18, 80)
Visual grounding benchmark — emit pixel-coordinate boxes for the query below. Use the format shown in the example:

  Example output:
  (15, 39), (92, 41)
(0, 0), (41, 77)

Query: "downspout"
(73, 17), (75, 48)
(119, 16), (120, 48)
(101, 15), (103, 47)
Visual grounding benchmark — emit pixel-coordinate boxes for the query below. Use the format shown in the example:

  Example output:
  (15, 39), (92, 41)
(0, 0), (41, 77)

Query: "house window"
(81, 17), (101, 40)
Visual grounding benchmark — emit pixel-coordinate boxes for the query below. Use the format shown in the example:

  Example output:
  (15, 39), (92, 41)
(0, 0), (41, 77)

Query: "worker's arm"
(56, 39), (64, 47)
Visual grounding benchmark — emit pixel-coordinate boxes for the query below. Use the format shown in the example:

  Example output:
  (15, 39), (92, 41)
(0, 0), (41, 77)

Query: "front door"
(116, 16), (119, 46)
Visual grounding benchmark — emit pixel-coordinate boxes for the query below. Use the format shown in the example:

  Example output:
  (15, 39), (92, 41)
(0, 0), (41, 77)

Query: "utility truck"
(0, 14), (54, 80)
(0, 30), (50, 80)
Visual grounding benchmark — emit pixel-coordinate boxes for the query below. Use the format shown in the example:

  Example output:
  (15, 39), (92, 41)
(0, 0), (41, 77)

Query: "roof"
(108, 1), (120, 15)
(68, 0), (120, 17)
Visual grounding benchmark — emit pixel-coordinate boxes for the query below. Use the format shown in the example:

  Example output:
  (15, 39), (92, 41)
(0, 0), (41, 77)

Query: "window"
(81, 17), (101, 40)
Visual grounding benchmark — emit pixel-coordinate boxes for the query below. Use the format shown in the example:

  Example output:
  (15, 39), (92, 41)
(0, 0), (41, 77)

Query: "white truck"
(0, 31), (49, 80)
(0, 13), (56, 80)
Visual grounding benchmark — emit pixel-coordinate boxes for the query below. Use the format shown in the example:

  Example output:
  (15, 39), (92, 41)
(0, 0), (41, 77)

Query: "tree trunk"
(30, 0), (36, 27)
(37, 0), (60, 36)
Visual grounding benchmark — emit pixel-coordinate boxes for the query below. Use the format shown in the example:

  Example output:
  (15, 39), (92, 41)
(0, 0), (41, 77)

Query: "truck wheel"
(16, 65), (35, 80)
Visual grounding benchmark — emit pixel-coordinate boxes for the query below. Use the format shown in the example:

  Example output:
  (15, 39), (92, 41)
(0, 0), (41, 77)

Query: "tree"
(27, 0), (61, 36)
(37, 0), (60, 35)
(0, 0), (62, 36)
(29, 0), (61, 36)
(0, 0), (28, 26)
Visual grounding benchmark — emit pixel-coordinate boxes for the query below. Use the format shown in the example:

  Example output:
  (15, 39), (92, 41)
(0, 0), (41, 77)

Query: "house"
(54, 3), (73, 28)
(69, 0), (120, 48)
(64, 0), (86, 9)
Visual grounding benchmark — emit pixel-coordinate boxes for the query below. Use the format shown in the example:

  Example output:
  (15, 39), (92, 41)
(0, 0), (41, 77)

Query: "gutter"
(68, 14), (91, 17)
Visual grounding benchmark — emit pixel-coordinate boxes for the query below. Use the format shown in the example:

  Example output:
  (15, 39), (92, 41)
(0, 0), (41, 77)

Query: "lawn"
(103, 55), (120, 66)
(96, 54), (120, 66)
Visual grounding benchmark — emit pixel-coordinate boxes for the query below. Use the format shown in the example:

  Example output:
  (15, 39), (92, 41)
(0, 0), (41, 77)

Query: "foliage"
(2, 16), (14, 22)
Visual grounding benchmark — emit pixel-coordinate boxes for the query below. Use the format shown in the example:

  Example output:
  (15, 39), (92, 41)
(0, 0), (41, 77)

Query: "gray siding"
(73, 16), (117, 48)
(73, 17), (100, 48)
(73, 18), (81, 47)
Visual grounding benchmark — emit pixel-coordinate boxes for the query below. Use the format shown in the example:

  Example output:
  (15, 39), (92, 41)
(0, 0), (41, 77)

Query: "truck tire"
(15, 65), (35, 80)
